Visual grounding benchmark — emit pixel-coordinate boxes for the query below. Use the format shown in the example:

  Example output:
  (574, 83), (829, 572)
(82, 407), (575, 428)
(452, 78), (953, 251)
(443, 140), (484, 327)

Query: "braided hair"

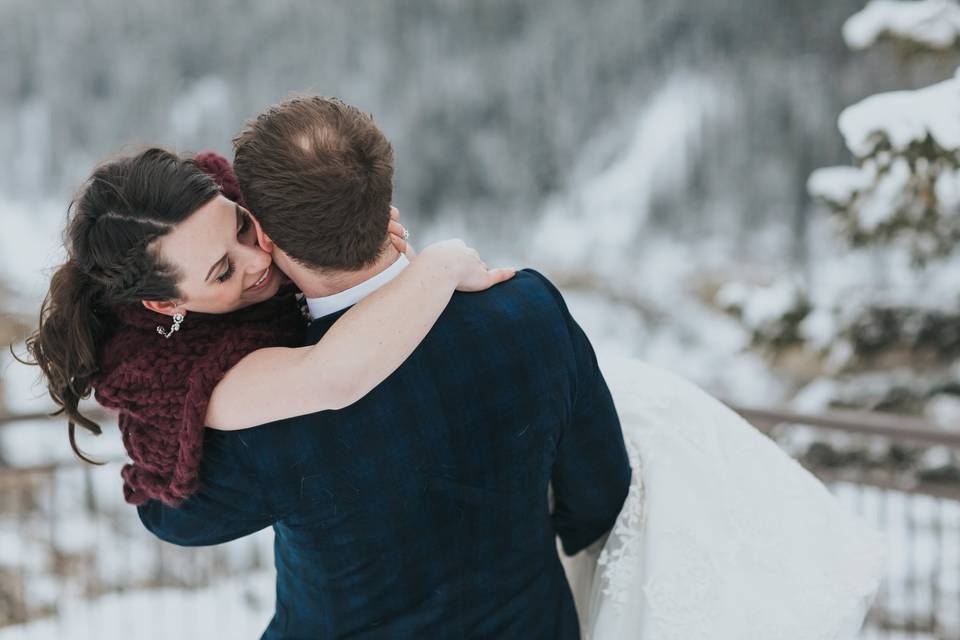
(23, 148), (220, 462)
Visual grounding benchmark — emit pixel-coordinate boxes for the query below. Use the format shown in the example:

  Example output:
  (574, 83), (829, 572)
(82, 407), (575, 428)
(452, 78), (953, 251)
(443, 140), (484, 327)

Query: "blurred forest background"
(2, 0), (957, 406)
(0, 0), (946, 227)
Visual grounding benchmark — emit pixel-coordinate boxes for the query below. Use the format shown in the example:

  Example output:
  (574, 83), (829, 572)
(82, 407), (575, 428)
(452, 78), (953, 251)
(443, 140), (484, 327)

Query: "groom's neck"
(293, 242), (402, 299)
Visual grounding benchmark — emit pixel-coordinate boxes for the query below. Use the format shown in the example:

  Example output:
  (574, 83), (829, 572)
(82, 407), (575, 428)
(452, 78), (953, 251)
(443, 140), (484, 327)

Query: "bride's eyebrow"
(203, 205), (243, 282)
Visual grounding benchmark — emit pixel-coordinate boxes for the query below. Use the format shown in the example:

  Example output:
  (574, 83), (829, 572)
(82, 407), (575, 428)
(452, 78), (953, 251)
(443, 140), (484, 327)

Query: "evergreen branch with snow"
(843, 0), (960, 51)
(809, 70), (960, 263)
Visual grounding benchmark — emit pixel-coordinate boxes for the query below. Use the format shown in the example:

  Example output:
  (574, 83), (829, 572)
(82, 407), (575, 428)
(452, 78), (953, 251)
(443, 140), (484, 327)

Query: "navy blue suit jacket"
(139, 269), (631, 639)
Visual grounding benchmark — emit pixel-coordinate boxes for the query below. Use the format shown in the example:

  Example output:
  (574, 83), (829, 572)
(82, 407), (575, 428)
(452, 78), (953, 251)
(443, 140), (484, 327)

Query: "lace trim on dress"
(595, 435), (645, 609)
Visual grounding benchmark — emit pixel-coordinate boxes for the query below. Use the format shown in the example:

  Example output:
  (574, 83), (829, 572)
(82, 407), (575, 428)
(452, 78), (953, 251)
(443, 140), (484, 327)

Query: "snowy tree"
(808, 66), (960, 264)
(717, 1), (960, 474)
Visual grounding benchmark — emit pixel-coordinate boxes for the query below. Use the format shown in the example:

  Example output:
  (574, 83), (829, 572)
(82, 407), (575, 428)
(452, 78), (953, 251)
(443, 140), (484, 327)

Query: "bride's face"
(150, 195), (284, 315)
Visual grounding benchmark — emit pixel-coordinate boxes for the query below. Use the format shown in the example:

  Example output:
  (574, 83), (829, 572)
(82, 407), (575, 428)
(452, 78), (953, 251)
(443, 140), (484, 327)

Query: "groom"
(138, 96), (631, 639)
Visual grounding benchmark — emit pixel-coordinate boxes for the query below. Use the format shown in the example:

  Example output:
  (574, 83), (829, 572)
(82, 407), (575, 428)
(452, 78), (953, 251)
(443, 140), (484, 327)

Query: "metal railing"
(0, 460), (274, 637)
(729, 403), (960, 639)
(0, 407), (275, 639)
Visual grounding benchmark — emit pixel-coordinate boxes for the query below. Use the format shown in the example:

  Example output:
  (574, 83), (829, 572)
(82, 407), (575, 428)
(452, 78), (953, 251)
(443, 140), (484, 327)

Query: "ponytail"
(21, 259), (109, 464)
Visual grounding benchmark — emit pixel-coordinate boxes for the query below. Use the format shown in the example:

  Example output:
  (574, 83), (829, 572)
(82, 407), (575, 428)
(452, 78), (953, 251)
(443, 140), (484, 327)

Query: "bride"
(562, 355), (884, 639)
(24, 147), (515, 505)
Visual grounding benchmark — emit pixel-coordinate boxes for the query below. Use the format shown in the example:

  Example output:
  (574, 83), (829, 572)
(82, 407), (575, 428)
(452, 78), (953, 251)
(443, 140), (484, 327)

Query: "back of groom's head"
(233, 95), (395, 271)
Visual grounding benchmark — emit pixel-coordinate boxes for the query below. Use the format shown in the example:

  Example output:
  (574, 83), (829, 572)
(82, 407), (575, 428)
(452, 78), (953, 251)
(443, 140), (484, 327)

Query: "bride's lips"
(246, 265), (272, 291)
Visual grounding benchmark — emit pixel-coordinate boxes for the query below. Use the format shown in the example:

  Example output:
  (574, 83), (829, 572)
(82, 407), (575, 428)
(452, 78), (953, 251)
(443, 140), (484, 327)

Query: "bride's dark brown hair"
(20, 148), (220, 462)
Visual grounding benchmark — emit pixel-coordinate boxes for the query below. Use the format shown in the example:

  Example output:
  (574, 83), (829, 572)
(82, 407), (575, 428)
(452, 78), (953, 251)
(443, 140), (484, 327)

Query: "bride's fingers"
(389, 206), (400, 222)
(389, 232), (407, 255)
(488, 267), (517, 284)
(388, 221), (410, 255)
(388, 220), (406, 238)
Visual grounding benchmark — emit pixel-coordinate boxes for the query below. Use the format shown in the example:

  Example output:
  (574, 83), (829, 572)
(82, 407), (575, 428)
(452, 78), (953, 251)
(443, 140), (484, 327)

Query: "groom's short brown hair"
(233, 95), (395, 270)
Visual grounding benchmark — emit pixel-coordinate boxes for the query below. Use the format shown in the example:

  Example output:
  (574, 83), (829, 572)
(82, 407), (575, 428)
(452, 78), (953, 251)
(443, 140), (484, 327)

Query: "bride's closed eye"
(215, 209), (255, 284)
(216, 261), (236, 283)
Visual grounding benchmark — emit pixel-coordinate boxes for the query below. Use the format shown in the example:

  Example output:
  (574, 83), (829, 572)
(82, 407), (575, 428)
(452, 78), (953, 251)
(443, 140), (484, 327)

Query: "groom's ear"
(249, 212), (275, 253)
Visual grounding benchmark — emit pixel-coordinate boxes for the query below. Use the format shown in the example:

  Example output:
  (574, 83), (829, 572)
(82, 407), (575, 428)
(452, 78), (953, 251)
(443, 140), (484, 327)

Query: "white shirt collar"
(305, 254), (410, 320)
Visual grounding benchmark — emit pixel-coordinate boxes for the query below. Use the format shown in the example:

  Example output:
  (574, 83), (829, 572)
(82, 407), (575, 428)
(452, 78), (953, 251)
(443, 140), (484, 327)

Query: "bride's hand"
(419, 239), (516, 292)
(388, 206), (416, 259)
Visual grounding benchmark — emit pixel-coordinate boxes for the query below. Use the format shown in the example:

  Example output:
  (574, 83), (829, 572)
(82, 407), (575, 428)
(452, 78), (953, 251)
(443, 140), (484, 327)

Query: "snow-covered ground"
(0, 571), (275, 640)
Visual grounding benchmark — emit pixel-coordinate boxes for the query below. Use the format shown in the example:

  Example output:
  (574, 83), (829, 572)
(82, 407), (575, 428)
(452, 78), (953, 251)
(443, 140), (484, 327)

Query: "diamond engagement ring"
(403, 228), (410, 241)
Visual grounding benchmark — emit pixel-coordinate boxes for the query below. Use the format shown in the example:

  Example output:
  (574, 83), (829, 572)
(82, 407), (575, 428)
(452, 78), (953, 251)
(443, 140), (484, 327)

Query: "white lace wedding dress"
(560, 356), (885, 640)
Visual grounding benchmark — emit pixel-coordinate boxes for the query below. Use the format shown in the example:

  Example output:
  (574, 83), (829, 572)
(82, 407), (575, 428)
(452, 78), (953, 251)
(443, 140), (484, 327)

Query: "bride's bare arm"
(204, 241), (514, 430)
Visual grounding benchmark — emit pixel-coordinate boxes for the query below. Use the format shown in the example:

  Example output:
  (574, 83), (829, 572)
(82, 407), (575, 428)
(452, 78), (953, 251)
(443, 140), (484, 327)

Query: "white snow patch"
(791, 378), (839, 413)
(808, 164), (877, 205)
(843, 0), (960, 50)
(532, 73), (736, 266)
(935, 166), (960, 210)
(925, 393), (960, 428)
(799, 308), (839, 351)
(838, 70), (960, 157)
(857, 157), (912, 231)
(919, 444), (954, 468)
(739, 280), (803, 329)
(0, 572), (275, 640)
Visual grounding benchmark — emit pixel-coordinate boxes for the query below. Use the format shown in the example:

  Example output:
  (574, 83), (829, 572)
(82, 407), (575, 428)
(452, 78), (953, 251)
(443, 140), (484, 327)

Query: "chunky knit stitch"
(91, 153), (306, 506)
(195, 151), (245, 206)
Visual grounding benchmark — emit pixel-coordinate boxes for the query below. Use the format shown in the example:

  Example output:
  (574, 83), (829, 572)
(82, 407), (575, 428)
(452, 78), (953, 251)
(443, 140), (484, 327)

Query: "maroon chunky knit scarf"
(91, 153), (306, 507)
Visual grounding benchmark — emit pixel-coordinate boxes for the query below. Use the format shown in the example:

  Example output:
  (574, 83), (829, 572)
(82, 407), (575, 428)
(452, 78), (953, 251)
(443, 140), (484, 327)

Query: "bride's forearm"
(205, 248), (461, 429)
(206, 238), (516, 430)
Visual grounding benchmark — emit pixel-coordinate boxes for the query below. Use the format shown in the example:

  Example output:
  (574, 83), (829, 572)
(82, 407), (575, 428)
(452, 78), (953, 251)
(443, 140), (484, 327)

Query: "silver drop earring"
(157, 312), (184, 339)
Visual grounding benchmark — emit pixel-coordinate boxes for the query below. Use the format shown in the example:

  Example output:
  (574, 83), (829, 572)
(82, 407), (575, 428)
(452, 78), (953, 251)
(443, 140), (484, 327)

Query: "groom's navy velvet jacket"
(139, 269), (631, 639)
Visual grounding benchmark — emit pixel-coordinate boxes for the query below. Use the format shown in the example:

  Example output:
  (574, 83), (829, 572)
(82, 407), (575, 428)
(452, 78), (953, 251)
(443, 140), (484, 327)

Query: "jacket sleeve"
(526, 270), (632, 556)
(137, 430), (279, 547)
